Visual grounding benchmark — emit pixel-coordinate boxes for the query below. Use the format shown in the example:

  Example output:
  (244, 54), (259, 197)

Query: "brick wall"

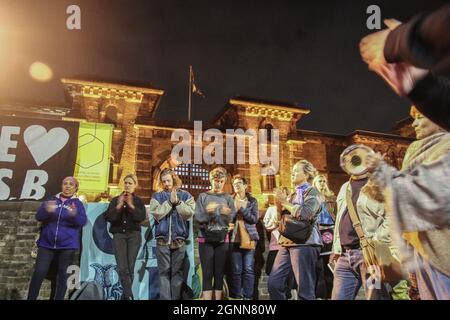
(0, 201), (52, 300)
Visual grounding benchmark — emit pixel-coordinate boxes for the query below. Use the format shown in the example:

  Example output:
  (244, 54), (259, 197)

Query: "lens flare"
(29, 61), (53, 82)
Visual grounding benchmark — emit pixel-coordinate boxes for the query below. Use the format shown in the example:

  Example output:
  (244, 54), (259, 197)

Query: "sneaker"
(289, 289), (298, 300)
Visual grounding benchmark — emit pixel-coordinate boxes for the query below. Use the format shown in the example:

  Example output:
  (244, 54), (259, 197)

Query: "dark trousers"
(27, 247), (76, 300)
(156, 245), (186, 300)
(268, 246), (320, 300)
(316, 253), (334, 299)
(199, 241), (229, 291)
(265, 250), (278, 276)
(230, 244), (255, 299)
(112, 231), (141, 299)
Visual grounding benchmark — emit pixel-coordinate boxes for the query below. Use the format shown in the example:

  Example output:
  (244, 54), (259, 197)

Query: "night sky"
(0, 0), (447, 134)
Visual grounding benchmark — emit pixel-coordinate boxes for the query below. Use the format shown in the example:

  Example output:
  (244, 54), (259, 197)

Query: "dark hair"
(232, 174), (248, 185)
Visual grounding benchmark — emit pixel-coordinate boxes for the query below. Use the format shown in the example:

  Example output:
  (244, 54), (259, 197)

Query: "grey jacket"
(278, 187), (323, 247)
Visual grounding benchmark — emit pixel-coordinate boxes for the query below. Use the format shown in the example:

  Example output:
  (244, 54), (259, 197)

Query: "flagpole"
(188, 65), (192, 121)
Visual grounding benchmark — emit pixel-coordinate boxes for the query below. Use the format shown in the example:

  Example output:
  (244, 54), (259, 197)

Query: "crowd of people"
(26, 4), (449, 301)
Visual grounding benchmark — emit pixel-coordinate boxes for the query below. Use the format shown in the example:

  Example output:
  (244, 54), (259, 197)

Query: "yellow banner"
(74, 122), (113, 193)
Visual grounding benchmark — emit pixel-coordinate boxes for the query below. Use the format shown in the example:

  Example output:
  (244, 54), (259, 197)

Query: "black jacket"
(104, 193), (147, 234)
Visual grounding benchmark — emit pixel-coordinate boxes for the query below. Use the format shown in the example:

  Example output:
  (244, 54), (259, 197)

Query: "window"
(264, 124), (274, 142)
(174, 164), (210, 197)
(263, 174), (276, 192)
(261, 164), (277, 192)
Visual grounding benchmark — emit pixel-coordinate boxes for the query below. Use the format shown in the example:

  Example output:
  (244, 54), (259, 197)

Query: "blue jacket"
(318, 202), (335, 226)
(150, 190), (195, 243)
(35, 194), (87, 250)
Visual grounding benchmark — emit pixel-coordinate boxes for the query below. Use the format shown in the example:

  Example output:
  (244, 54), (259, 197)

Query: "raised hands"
(116, 193), (126, 210)
(206, 202), (219, 214)
(124, 192), (135, 210)
(67, 203), (78, 217)
(45, 200), (58, 213)
(234, 198), (241, 212)
(170, 188), (178, 205)
(234, 197), (248, 212)
(221, 204), (231, 215)
(360, 19), (401, 67)
(360, 19), (429, 97)
(116, 192), (135, 210)
(274, 188), (288, 206)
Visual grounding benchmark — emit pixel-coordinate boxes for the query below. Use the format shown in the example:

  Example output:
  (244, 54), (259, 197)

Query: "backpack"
(70, 281), (104, 300)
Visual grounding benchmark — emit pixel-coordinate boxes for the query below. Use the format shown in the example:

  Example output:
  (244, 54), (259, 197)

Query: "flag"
(191, 68), (206, 98)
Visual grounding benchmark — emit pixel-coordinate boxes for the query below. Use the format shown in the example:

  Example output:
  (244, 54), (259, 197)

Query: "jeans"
(268, 245), (320, 300)
(112, 231), (141, 299)
(156, 245), (187, 300)
(331, 249), (390, 300)
(265, 250), (296, 299)
(414, 250), (450, 300)
(230, 244), (255, 299)
(27, 247), (76, 300)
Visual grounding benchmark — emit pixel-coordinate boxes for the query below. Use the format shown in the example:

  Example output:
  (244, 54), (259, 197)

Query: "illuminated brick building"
(1, 78), (414, 207)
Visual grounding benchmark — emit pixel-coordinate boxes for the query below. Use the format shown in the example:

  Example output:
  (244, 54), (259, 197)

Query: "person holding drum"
(331, 145), (406, 300)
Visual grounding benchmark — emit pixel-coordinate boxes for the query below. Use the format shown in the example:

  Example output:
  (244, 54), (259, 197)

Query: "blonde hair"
(312, 174), (335, 197)
(295, 160), (318, 184)
(124, 173), (138, 185)
(209, 166), (227, 181)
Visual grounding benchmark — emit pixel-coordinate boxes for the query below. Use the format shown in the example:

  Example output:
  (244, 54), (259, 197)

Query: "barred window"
(174, 164), (210, 197)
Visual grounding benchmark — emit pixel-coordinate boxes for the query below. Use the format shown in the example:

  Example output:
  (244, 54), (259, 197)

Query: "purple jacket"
(35, 194), (87, 250)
